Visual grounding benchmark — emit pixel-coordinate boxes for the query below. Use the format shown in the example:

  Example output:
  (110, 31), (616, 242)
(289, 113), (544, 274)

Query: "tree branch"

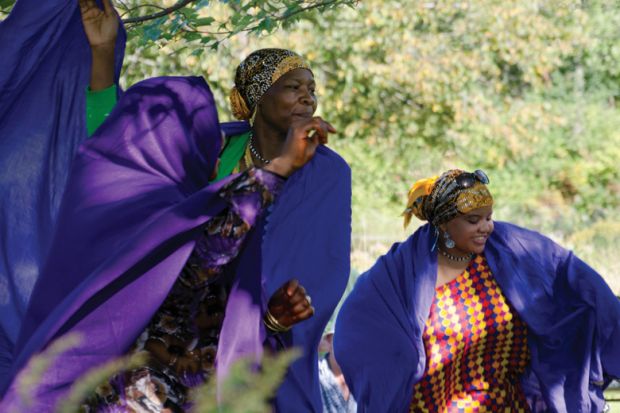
(120, 0), (355, 26)
(121, 0), (197, 24)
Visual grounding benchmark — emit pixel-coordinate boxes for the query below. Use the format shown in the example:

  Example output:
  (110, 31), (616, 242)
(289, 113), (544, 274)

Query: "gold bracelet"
(263, 309), (291, 333)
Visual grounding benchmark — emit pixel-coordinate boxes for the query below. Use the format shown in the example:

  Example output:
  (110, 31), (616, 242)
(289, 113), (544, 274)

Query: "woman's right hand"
(264, 116), (337, 178)
(79, 0), (119, 49)
(266, 279), (314, 331)
(79, 0), (119, 91)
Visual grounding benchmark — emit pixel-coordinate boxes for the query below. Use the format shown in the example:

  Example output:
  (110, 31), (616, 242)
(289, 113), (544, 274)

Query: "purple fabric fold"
(0, 0), (125, 376)
(0, 5), (351, 409)
(1, 76), (351, 412)
(0, 75), (225, 410)
(335, 222), (620, 412)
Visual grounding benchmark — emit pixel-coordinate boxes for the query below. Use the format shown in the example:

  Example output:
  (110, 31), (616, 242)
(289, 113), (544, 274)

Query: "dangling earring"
(443, 231), (455, 249)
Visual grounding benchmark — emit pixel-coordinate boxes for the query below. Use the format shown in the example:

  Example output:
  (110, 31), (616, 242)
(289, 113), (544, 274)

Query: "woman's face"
(256, 68), (317, 134)
(442, 205), (494, 255)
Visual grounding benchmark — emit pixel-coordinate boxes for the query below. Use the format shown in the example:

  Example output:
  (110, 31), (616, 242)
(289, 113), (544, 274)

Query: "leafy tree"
(2, 0), (619, 288)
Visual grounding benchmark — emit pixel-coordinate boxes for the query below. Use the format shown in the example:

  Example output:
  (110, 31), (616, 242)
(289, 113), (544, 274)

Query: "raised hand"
(78, 0), (119, 90)
(265, 279), (314, 332)
(79, 0), (119, 48)
(264, 116), (337, 178)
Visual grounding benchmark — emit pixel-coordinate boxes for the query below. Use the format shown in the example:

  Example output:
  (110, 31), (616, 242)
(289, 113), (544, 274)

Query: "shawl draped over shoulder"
(335, 222), (620, 413)
(0, 4), (351, 411)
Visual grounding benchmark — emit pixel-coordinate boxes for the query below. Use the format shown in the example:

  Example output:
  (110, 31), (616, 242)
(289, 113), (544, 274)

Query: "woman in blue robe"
(335, 169), (620, 412)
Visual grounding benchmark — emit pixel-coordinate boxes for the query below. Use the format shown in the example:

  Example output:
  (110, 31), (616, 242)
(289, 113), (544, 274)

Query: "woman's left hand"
(267, 279), (314, 330)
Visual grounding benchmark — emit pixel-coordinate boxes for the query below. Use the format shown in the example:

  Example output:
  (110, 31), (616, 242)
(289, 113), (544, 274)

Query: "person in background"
(318, 327), (357, 413)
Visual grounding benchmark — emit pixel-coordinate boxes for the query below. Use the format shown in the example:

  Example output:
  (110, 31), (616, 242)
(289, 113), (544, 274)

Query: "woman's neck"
(436, 253), (470, 288)
(251, 120), (287, 164)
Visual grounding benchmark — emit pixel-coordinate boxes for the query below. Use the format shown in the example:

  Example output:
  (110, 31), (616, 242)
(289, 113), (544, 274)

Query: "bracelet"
(148, 335), (169, 347)
(263, 309), (291, 333)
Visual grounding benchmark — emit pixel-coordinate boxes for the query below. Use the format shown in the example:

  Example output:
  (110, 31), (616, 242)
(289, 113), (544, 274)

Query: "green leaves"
(116, 0), (356, 50)
(190, 349), (300, 412)
(14, 332), (299, 413)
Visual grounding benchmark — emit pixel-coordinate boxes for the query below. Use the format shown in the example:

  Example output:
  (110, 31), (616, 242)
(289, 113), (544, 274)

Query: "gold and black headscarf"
(229, 48), (311, 120)
(403, 169), (493, 229)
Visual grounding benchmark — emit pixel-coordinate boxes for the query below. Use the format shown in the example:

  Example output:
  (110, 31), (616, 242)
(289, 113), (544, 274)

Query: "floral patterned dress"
(84, 168), (283, 413)
(410, 254), (531, 413)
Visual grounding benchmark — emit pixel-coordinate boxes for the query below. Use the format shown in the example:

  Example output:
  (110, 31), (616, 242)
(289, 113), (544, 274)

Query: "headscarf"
(403, 169), (493, 229)
(229, 48), (311, 120)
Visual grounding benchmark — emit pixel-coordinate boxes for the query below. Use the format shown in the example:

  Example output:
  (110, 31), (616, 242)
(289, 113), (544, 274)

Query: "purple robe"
(1, 73), (351, 412)
(334, 222), (620, 412)
(0, 3), (351, 411)
(0, 0), (125, 375)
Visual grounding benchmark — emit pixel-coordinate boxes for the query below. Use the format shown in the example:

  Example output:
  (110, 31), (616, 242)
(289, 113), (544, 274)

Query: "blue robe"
(335, 222), (620, 412)
(0, 0), (125, 376)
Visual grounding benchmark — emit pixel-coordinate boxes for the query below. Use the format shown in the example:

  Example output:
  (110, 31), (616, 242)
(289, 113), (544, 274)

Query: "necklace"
(249, 132), (270, 165)
(438, 248), (474, 262)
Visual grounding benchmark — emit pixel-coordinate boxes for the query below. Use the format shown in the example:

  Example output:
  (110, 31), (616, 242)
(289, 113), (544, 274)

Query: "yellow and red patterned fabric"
(410, 255), (531, 412)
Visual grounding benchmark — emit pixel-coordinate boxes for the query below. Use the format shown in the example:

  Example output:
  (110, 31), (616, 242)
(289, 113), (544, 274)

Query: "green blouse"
(86, 85), (250, 181)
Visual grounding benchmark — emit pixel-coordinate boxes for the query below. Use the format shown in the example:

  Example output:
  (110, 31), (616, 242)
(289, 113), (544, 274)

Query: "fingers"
(295, 305), (315, 322)
(267, 279), (314, 329)
(101, 0), (117, 16)
(79, 0), (98, 13)
(284, 278), (299, 297)
(305, 118), (336, 147)
(293, 117), (336, 142)
(78, 0), (90, 12)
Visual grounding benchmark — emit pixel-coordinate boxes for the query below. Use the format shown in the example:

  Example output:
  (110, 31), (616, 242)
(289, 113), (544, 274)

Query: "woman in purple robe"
(0, 1), (351, 411)
(335, 169), (620, 412)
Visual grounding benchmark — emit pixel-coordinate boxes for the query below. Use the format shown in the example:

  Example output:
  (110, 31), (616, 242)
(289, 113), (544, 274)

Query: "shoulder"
(493, 221), (559, 245)
(315, 146), (351, 174)
(221, 121), (251, 138)
(490, 221), (569, 264)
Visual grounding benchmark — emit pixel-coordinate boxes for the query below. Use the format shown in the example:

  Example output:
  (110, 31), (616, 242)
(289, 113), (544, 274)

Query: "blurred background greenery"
(114, 0), (620, 293)
(2, 0), (618, 292)
(2, 0), (619, 409)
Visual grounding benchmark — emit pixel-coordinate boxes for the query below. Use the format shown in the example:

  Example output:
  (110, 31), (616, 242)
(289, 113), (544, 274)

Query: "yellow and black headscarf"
(229, 48), (312, 120)
(403, 169), (493, 229)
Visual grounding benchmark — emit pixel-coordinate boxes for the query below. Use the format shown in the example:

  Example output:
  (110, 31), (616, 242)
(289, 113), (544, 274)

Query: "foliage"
(2, 0), (619, 288)
(190, 349), (300, 412)
(113, 0), (620, 291)
(117, 0), (357, 51)
(13, 332), (299, 412)
(1, 0), (357, 45)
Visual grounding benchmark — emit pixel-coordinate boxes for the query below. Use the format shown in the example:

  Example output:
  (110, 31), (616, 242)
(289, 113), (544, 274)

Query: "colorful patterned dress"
(84, 167), (283, 412)
(410, 254), (531, 412)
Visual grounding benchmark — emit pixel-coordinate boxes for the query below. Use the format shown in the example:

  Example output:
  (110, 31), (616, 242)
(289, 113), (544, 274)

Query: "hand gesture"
(264, 117), (336, 178)
(79, 0), (119, 49)
(266, 279), (314, 331)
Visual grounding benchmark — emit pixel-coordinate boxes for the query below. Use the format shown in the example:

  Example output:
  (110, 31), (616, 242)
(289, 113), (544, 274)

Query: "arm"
(79, 0), (118, 91)
(86, 85), (117, 136)
(145, 118), (335, 371)
(144, 167), (285, 373)
(79, 0), (120, 135)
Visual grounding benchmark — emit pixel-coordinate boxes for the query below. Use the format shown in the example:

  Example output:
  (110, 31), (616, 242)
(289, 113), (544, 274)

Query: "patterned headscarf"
(229, 48), (312, 120)
(403, 169), (493, 229)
